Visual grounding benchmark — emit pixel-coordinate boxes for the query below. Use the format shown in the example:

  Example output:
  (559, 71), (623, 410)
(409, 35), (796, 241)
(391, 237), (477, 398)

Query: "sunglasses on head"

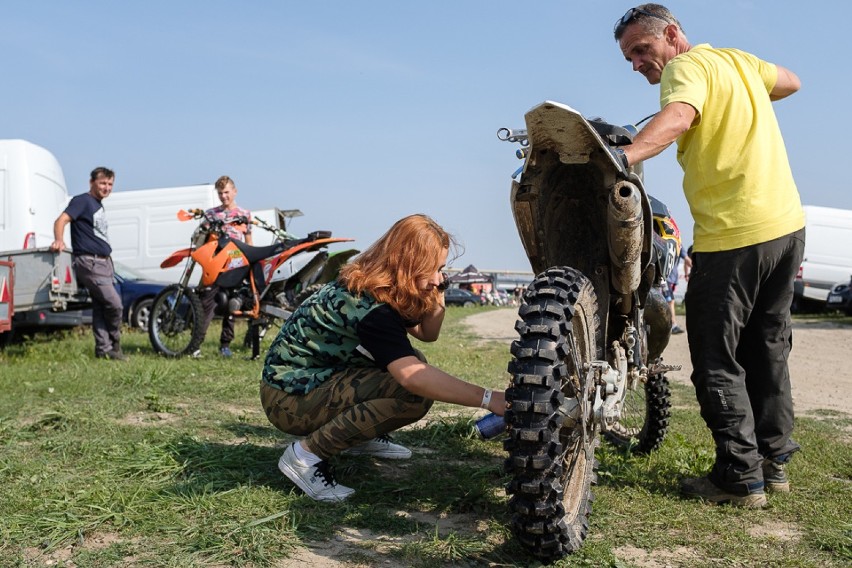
(614, 7), (672, 35)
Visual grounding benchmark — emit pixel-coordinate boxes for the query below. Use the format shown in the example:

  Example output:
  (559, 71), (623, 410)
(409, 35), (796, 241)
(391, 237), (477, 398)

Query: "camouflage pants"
(260, 365), (433, 460)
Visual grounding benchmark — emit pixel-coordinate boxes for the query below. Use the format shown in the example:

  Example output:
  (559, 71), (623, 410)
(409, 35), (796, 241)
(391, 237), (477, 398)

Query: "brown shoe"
(97, 349), (128, 362)
(680, 476), (767, 508)
(763, 460), (791, 493)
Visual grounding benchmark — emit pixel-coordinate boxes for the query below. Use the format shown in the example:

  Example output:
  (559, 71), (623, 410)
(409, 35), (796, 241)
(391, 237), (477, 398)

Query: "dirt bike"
(497, 101), (679, 561)
(239, 215), (360, 348)
(148, 208), (355, 359)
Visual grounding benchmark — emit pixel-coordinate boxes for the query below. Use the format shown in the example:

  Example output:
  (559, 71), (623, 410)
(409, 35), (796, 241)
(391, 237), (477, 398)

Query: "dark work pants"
(199, 286), (235, 348)
(73, 255), (123, 356)
(685, 228), (805, 495)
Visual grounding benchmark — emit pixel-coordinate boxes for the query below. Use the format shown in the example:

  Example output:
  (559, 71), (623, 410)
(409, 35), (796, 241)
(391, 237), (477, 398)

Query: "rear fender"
(265, 237), (355, 275)
(512, 101), (653, 277)
(319, 249), (360, 282)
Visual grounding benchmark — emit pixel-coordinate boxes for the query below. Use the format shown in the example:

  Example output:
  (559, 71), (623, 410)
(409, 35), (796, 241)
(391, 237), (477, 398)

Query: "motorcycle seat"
(229, 238), (289, 264)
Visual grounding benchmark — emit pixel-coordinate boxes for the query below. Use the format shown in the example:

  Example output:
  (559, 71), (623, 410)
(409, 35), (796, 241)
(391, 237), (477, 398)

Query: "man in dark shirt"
(51, 167), (126, 360)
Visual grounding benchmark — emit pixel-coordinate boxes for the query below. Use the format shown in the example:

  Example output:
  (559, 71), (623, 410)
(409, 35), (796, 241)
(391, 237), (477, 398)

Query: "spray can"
(474, 412), (507, 440)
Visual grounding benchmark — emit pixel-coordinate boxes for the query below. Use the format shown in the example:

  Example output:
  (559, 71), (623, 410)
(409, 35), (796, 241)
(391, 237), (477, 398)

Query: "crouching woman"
(260, 214), (506, 502)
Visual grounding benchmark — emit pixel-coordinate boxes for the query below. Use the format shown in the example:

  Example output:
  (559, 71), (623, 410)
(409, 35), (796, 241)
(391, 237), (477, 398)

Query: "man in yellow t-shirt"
(614, 4), (805, 508)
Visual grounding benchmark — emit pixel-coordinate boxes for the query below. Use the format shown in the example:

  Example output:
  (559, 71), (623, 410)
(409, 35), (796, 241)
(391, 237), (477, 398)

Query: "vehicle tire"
(0, 329), (15, 349)
(462, 301), (474, 308)
(603, 372), (671, 454)
(504, 266), (602, 562)
(148, 284), (204, 357)
(130, 298), (153, 331)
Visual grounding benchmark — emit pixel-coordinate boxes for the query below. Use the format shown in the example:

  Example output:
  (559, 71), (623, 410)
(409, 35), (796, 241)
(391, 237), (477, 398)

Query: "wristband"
(480, 388), (493, 409)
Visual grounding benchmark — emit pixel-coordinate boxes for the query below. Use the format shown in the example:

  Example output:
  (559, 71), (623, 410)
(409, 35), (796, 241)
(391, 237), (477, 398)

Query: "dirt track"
(464, 308), (852, 416)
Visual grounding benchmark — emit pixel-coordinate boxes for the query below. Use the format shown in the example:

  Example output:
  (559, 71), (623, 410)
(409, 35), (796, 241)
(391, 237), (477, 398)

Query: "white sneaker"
(277, 443), (354, 502)
(341, 434), (412, 460)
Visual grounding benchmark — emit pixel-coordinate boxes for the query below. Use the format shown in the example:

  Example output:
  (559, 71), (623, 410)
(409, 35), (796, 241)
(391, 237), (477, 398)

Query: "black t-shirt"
(65, 193), (111, 256)
(357, 304), (419, 369)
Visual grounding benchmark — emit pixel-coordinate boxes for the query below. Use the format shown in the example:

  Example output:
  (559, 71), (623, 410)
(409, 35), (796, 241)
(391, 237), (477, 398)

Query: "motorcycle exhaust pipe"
(607, 180), (644, 297)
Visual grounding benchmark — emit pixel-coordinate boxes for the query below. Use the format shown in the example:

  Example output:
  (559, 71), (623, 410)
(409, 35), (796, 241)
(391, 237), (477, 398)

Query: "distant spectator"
(197, 175), (253, 358)
(51, 167), (126, 361)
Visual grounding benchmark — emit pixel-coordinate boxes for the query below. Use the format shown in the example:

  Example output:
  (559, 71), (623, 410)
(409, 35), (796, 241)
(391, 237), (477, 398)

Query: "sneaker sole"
(341, 448), (412, 460)
(277, 454), (353, 503)
(680, 479), (768, 508)
(683, 492), (767, 508)
(765, 481), (791, 493)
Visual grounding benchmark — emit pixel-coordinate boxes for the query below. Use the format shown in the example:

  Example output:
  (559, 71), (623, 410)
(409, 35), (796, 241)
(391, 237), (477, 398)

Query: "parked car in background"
(444, 287), (485, 308)
(793, 205), (852, 312)
(113, 262), (172, 329)
(80, 262), (171, 330)
(826, 277), (852, 316)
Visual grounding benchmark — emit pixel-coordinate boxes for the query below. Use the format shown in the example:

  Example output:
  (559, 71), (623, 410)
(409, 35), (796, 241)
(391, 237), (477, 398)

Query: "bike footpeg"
(261, 304), (292, 320)
(648, 362), (682, 374)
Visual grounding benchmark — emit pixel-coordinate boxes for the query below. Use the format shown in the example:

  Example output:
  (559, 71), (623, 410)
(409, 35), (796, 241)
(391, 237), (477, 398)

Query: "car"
(444, 287), (485, 307)
(80, 262), (172, 330)
(113, 262), (174, 329)
(826, 277), (852, 316)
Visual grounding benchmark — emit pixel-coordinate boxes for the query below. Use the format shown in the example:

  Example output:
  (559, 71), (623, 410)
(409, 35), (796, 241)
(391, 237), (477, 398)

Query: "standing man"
(197, 175), (252, 358)
(51, 167), (126, 361)
(614, 4), (805, 508)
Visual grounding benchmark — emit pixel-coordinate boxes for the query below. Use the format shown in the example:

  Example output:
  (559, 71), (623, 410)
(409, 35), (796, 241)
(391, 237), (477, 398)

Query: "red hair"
(339, 214), (457, 321)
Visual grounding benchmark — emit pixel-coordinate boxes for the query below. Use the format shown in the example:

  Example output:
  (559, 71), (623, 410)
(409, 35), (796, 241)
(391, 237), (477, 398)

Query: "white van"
(795, 205), (852, 305)
(105, 185), (220, 282)
(0, 139), (70, 251)
(0, 139), (88, 337)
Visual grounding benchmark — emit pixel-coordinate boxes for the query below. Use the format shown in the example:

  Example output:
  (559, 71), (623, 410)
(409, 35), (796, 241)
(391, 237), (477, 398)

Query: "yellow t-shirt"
(660, 44), (804, 252)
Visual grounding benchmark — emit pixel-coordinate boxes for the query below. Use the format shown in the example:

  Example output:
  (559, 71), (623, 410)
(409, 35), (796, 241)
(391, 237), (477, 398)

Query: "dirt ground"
(465, 308), (852, 417)
(274, 308), (852, 567)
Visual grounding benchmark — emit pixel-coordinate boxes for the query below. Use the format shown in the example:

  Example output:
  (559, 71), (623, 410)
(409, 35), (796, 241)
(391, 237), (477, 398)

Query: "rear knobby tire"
(148, 284), (205, 357)
(504, 266), (602, 562)
(603, 372), (671, 454)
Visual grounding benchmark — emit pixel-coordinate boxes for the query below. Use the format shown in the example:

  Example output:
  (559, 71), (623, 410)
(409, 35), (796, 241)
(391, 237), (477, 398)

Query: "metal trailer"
(0, 248), (91, 342)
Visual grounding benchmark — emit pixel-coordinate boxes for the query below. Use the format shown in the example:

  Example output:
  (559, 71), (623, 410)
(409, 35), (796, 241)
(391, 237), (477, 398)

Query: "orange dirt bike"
(497, 102), (680, 561)
(147, 208), (356, 358)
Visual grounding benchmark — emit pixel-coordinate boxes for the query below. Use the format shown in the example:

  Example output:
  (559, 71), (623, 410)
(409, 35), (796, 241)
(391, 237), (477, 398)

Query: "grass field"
(1, 307), (850, 567)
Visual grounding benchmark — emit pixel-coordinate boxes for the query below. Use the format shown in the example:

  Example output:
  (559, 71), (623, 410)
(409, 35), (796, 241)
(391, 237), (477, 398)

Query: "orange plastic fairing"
(160, 248), (193, 268)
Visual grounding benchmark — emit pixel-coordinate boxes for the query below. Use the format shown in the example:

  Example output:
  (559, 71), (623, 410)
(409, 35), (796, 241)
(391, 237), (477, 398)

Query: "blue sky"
(4, 1), (848, 272)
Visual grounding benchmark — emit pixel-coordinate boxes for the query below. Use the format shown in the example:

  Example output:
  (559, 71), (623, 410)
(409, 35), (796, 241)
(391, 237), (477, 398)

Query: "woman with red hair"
(261, 214), (506, 502)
